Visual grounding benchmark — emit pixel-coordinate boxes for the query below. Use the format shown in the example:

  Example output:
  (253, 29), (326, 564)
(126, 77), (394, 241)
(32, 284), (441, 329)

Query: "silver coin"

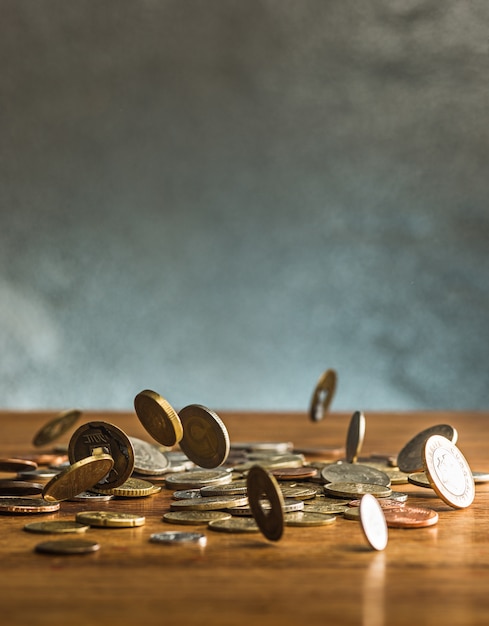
(170, 495), (248, 511)
(321, 463), (391, 487)
(150, 531), (207, 546)
(172, 489), (203, 500)
(165, 469), (232, 489)
(130, 437), (170, 475)
(397, 424), (458, 473)
(227, 498), (304, 517)
(68, 491), (114, 502)
(163, 511), (231, 525)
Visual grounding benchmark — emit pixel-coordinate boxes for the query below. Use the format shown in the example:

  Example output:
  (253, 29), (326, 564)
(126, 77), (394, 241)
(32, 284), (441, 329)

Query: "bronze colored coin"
(270, 467), (318, 481)
(284, 511), (336, 527)
(32, 410), (82, 447)
(345, 411), (366, 463)
(0, 458), (37, 473)
(383, 505), (439, 528)
(178, 404), (230, 469)
(208, 518), (260, 533)
(321, 463), (391, 487)
(76, 510), (146, 528)
(324, 482), (392, 498)
(18, 453), (68, 467)
(24, 521), (89, 534)
(246, 465), (285, 541)
(42, 455), (114, 502)
(397, 424), (458, 473)
(170, 495), (248, 511)
(163, 511), (232, 525)
(423, 435), (475, 509)
(165, 469), (232, 489)
(309, 368), (337, 422)
(0, 480), (44, 496)
(293, 446), (345, 460)
(96, 477), (157, 498)
(35, 539), (100, 555)
(68, 421), (134, 490)
(134, 389), (183, 447)
(200, 481), (248, 496)
(0, 497), (60, 514)
(407, 472), (432, 488)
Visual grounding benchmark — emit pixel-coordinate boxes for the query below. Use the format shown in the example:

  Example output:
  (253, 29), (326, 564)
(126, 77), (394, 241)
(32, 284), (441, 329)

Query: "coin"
(18, 453), (68, 467)
(35, 539), (100, 555)
(0, 497), (60, 514)
(170, 495), (248, 511)
(284, 512), (336, 527)
(359, 493), (388, 551)
(407, 472), (432, 488)
(200, 481), (248, 496)
(208, 518), (260, 533)
(178, 404), (230, 469)
(130, 437), (170, 475)
(473, 471), (489, 483)
(0, 480), (44, 496)
(348, 498), (406, 510)
(397, 424), (458, 473)
(383, 505), (439, 528)
(270, 467), (318, 481)
(324, 482), (392, 498)
(303, 502), (349, 514)
(246, 465), (285, 541)
(172, 489), (203, 500)
(345, 411), (366, 463)
(42, 455), (114, 502)
(134, 389), (183, 446)
(165, 469), (232, 490)
(423, 435), (475, 509)
(309, 368), (337, 421)
(0, 458), (37, 473)
(76, 510), (146, 528)
(150, 531), (207, 546)
(68, 421), (135, 490)
(279, 485), (318, 500)
(69, 491), (114, 502)
(17, 468), (60, 481)
(321, 463), (391, 487)
(24, 521), (89, 534)
(96, 477), (159, 498)
(163, 511), (232, 525)
(231, 441), (294, 454)
(32, 410), (82, 447)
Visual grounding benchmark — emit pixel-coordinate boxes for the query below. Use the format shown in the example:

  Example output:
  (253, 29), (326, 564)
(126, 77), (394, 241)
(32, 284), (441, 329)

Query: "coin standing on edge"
(359, 493), (388, 551)
(309, 368), (337, 422)
(178, 404), (230, 469)
(134, 390), (183, 447)
(247, 465), (285, 541)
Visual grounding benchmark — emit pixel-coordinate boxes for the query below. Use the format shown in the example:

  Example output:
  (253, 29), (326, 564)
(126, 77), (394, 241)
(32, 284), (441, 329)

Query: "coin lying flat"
(130, 437), (170, 475)
(97, 477), (159, 498)
(170, 495), (248, 511)
(0, 497), (60, 514)
(383, 505), (438, 528)
(324, 482), (392, 498)
(284, 512), (336, 527)
(321, 464), (391, 487)
(359, 493), (388, 551)
(35, 539), (100, 555)
(348, 498), (406, 510)
(150, 532), (207, 546)
(303, 502), (349, 514)
(423, 435), (475, 509)
(42, 455), (114, 502)
(32, 410), (82, 447)
(163, 510), (232, 525)
(227, 498), (304, 517)
(200, 481), (248, 496)
(165, 469), (232, 490)
(134, 389), (183, 447)
(407, 472), (432, 488)
(0, 458), (37, 473)
(178, 404), (230, 469)
(69, 491), (114, 502)
(397, 424), (458, 473)
(247, 465), (285, 541)
(345, 411), (366, 463)
(68, 421), (135, 490)
(0, 480), (44, 496)
(76, 510), (146, 528)
(208, 518), (260, 533)
(24, 521), (89, 534)
(270, 467), (318, 481)
(309, 368), (337, 422)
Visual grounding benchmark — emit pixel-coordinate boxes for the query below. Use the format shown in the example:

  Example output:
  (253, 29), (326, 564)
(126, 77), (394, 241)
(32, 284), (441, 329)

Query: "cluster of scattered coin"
(0, 371), (483, 554)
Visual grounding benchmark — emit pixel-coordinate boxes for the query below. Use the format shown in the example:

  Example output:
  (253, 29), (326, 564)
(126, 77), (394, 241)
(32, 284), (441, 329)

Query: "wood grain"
(0, 410), (488, 626)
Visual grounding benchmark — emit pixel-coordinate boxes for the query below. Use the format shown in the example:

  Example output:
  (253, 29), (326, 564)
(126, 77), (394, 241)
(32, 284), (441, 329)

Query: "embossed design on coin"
(345, 411), (366, 463)
(134, 390), (183, 446)
(178, 404), (230, 468)
(130, 437), (170, 475)
(150, 532), (207, 546)
(163, 510), (232, 525)
(359, 493), (388, 551)
(309, 368), (337, 422)
(397, 424), (458, 473)
(321, 463), (391, 487)
(247, 465), (285, 541)
(24, 521), (89, 534)
(76, 510), (146, 528)
(423, 435), (475, 509)
(68, 421), (134, 490)
(42, 455), (114, 502)
(35, 539), (100, 555)
(324, 482), (392, 498)
(32, 410), (82, 447)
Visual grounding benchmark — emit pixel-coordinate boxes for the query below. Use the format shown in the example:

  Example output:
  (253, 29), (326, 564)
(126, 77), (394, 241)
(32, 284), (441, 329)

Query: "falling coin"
(345, 411), (366, 463)
(178, 404), (230, 469)
(247, 465), (285, 541)
(32, 410), (82, 447)
(359, 493), (388, 551)
(309, 368), (337, 422)
(35, 539), (100, 555)
(134, 389), (183, 447)
(397, 424), (458, 473)
(42, 455), (114, 502)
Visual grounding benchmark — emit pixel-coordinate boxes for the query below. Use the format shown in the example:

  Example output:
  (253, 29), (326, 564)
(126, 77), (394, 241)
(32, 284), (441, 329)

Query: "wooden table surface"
(0, 409), (488, 626)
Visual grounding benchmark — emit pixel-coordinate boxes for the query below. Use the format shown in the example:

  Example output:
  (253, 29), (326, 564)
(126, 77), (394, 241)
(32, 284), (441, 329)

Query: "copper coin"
(270, 467), (318, 481)
(0, 480), (45, 496)
(383, 505), (439, 528)
(35, 539), (100, 555)
(0, 458), (37, 473)
(0, 497), (60, 514)
(309, 368), (337, 422)
(17, 453), (68, 467)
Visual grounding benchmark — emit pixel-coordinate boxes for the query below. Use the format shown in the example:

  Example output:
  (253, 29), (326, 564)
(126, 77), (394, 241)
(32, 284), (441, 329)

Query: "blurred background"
(1, 1), (488, 412)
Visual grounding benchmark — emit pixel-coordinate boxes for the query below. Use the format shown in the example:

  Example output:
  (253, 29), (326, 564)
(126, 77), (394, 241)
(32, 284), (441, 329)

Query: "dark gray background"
(1, 1), (488, 412)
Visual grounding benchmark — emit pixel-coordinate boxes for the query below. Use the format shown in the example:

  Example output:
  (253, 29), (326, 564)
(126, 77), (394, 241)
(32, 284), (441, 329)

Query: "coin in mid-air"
(359, 493), (388, 551)
(247, 465), (285, 541)
(35, 539), (100, 555)
(178, 404), (230, 468)
(42, 455), (114, 502)
(32, 410), (82, 448)
(309, 368), (337, 422)
(134, 390), (183, 447)
(397, 424), (458, 473)
(423, 435), (475, 509)
(345, 411), (366, 463)
(68, 421), (134, 490)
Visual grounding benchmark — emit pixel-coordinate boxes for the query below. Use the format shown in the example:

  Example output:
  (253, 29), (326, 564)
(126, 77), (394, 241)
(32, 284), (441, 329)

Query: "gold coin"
(178, 404), (230, 469)
(163, 511), (232, 525)
(32, 410), (82, 447)
(208, 518), (260, 533)
(76, 510), (146, 528)
(343, 507), (361, 521)
(324, 482), (392, 498)
(309, 368), (337, 422)
(304, 502), (349, 514)
(284, 511), (336, 527)
(95, 477), (158, 498)
(42, 455), (114, 502)
(170, 495), (248, 511)
(246, 465), (285, 541)
(24, 521), (89, 534)
(134, 389), (183, 446)
(35, 539), (100, 555)
(359, 493), (388, 551)
(345, 411), (366, 463)
(423, 435), (475, 509)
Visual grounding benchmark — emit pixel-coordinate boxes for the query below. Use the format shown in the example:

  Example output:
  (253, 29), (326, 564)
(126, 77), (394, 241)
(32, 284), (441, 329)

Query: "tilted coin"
(163, 511), (232, 525)
(397, 424), (458, 473)
(178, 404), (230, 469)
(150, 531), (207, 546)
(407, 472), (432, 488)
(24, 521), (89, 534)
(96, 477), (159, 498)
(32, 409), (82, 447)
(170, 495), (248, 511)
(324, 482), (392, 498)
(134, 389), (183, 446)
(0, 497), (60, 514)
(42, 455), (114, 502)
(0, 458), (37, 473)
(284, 511), (336, 527)
(423, 435), (475, 509)
(68, 421), (135, 490)
(321, 463), (391, 487)
(76, 510), (146, 528)
(345, 411), (366, 463)
(165, 469), (232, 489)
(359, 493), (388, 551)
(383, 505), (439, 528)
(247, 465), (285, 541)
(35, 539), (100, 555)
(208, 518), (259, 533)
(309, 368), (337, 422)
(0, 480), (44, 496)
(129, 437), (170, 475)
